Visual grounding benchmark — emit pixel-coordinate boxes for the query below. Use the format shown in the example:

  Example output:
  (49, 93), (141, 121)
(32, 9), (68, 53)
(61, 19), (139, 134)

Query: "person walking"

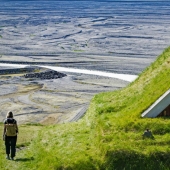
(3, 111), (19, 160)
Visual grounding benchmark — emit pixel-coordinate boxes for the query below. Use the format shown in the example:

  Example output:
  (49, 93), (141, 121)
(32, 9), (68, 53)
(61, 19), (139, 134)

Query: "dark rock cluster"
(24, 70), (67, 80)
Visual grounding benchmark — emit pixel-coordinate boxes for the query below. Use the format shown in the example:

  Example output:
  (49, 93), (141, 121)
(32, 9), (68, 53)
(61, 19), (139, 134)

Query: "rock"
(24, 70), (67, 80)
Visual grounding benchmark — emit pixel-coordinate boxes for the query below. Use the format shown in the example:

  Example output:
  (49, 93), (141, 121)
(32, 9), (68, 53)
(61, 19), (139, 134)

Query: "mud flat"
(0, 1), (170, 75)
(0, 67), (129, 124)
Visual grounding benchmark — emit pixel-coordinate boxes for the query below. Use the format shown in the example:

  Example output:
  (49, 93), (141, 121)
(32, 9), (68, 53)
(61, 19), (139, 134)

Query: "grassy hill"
(0, 47), (170, 170)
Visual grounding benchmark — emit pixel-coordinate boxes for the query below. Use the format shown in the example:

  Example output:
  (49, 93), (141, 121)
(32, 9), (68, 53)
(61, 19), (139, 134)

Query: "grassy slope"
(1, 47), (170, 170)
(0, 124), (43, 170)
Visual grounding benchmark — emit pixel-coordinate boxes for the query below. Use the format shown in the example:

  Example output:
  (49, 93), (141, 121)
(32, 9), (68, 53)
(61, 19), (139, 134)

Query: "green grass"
(0, 124), (43, 170)
(0, 46), (170, 169)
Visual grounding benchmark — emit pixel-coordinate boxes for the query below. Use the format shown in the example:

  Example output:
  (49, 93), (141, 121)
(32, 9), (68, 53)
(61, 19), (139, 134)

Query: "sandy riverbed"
(0, 66), (129, 124)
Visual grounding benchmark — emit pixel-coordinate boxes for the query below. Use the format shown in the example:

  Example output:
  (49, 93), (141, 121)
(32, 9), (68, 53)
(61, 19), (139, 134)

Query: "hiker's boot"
(6, 154), (10, 160)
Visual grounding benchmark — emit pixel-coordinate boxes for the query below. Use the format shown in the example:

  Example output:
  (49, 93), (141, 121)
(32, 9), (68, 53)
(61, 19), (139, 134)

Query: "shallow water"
(0, 1), (170, 74)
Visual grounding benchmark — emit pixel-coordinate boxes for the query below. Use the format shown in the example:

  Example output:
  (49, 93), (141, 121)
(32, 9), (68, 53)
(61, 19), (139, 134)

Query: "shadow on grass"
(102, 149), (170, 170)
(15, 157), (34, 162)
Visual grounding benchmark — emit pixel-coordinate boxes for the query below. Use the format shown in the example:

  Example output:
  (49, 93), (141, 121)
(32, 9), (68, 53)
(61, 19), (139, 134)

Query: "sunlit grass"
(0, 124), (43, 170)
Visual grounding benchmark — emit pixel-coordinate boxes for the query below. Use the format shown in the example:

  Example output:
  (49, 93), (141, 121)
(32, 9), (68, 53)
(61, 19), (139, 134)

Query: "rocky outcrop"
(0, 66), (66, 80)
(24, 70), (67, 80)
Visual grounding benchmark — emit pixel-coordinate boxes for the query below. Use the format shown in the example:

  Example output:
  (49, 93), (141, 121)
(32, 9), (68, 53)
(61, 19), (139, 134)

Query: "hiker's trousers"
(5, 136), (17, 158)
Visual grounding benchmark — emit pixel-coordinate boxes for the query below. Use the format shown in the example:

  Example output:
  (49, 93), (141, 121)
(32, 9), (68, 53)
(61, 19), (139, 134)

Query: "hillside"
(1, 47), (170, 170)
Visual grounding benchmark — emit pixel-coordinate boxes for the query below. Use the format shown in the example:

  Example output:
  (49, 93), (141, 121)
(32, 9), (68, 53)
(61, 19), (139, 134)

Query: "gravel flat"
(0, 68), (129, 124)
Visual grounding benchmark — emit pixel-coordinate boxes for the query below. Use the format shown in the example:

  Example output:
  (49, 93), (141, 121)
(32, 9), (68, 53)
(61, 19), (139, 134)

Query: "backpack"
(5, 119), (17, 136)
